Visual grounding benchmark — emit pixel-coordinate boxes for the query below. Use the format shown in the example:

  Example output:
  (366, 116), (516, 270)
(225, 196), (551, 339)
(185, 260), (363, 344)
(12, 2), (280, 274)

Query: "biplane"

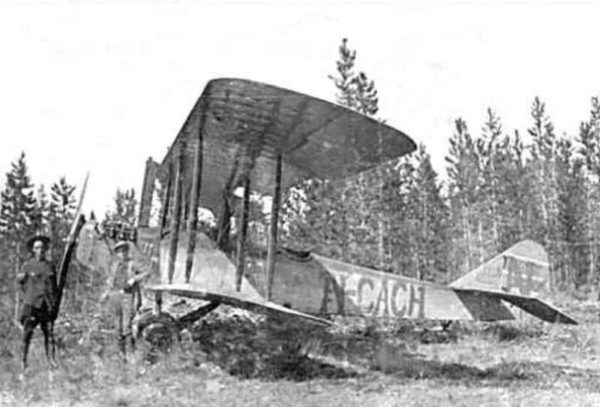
(74, 78), (576, 344)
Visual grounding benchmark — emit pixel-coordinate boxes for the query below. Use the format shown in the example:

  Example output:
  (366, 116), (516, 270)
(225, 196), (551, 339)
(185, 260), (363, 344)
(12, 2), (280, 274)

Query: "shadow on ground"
(176, 310), (597, 385)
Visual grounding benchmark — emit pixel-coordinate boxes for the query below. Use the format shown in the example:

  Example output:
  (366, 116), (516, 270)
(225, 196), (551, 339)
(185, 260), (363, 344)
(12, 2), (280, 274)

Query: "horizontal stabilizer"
(147, 283), (332, 326)
(454, 288), (577, 325)
(452, 290), (515, 322)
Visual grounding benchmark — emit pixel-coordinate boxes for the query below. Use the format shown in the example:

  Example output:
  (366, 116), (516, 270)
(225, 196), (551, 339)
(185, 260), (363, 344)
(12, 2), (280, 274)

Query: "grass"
(1, 297), (599, 406)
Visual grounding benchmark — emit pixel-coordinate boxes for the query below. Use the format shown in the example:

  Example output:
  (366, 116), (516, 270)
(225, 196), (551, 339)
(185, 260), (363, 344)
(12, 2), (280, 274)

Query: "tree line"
(280, 39), (600, 291)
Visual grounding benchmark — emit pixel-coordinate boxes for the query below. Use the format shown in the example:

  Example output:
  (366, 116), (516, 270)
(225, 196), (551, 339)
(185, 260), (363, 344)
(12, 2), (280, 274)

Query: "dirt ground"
(1, 299), (600, 407)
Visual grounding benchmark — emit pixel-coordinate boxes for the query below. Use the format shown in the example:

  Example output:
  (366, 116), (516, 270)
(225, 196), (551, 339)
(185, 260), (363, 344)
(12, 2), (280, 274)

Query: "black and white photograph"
(0, 1), (599, 405)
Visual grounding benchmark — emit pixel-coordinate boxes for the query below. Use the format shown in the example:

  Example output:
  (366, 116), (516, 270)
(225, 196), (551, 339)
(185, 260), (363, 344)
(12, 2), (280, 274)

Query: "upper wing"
(157, 78), (416, 214)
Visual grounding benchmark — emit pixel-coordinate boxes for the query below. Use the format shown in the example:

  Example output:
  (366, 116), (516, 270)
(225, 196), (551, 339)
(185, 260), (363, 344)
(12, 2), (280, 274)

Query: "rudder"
(449, 240), (550, 299)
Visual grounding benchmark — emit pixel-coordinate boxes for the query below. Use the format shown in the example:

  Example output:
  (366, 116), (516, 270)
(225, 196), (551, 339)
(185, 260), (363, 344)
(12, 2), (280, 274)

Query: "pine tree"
(32, 184), (50, 235)
(476, 109), (536, 257)
(280, 178), (345, 258)
(577, 96), (600, 285)
(0, 152), (38, 323)
(328, 37), (391, 269)
(496, 130), (532, 249)
(478, 108), (504, 256)
(328, 38), (357, 109)
(384, 156), (416, 275)
(0, 153), (37, 239)
(353, 72), (379, 116)
(282, 37), (366, 263)
(105, 188), (138, 225)
(528, 97), (558, 234)
(555, 138), (587, 286)
(48, 176), (77, 257)
(527, 97), (560, 287)
(0, 152), (38, 252)
(445, 118), (480, 277)
(409, 145), (449, 281)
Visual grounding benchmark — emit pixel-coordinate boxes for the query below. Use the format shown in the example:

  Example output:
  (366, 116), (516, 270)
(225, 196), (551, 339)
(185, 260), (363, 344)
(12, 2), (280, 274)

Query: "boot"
(130, 336), (136, 353)
(22, 332), (32, 373)
(119, 335), (127, 363)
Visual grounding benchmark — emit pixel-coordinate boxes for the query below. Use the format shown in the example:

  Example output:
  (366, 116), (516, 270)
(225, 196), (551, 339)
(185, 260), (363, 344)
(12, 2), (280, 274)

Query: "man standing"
(102, 241), (146, 361)
(18, 235), (58, 370)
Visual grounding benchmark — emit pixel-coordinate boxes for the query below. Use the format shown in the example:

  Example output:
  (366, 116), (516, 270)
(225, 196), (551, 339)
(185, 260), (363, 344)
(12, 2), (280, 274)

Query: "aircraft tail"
(449, 240), (576, 324)
(449, 240), (550, 298)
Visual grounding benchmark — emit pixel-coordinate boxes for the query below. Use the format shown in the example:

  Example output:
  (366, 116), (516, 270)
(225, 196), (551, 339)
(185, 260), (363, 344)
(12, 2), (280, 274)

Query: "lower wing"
(147, 283), (332, 326)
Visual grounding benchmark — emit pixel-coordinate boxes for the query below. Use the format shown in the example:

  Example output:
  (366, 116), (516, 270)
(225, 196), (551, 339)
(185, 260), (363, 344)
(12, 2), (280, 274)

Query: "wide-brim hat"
(113, 240), (130, 253)
(26, 234), (50, 251)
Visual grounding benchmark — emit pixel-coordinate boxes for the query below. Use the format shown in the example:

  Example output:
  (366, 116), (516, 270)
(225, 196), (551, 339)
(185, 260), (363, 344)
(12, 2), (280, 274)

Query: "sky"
(1, 1), (600, 216)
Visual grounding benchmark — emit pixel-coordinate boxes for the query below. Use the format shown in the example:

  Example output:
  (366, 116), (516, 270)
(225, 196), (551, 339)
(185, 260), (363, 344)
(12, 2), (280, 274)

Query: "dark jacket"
(18, 258), (58, 310)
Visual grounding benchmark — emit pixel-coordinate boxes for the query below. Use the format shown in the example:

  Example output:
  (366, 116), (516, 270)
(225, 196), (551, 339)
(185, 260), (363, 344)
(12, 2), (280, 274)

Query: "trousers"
(108, 291), (136, 338)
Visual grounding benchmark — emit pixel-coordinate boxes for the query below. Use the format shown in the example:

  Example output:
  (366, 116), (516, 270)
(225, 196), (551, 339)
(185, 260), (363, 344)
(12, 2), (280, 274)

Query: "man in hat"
(17, 234), (58, 370)
(101, 240), (147, 361)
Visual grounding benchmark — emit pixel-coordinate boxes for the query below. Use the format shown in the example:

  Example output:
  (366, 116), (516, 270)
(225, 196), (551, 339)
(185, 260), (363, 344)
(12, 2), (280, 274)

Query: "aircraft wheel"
(135, 311), (179, 352)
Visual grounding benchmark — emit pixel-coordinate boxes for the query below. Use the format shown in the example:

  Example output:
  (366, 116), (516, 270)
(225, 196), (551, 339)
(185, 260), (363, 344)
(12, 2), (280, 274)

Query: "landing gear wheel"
(135, 311), (179, 353)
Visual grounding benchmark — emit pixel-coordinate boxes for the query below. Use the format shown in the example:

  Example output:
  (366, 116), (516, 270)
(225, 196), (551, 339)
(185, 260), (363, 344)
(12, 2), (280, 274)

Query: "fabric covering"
(157, 78), (416, 216)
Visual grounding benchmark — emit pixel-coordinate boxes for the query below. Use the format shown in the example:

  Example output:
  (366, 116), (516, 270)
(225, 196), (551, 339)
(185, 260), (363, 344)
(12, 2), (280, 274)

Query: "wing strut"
(138, 158), (158, 228)
(235, 175), (251, 291)
(266, 151), (282, 300)
(159, 161), (173, 237)
(185, 107), (207, 283)
(168, 141), (185, 283)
